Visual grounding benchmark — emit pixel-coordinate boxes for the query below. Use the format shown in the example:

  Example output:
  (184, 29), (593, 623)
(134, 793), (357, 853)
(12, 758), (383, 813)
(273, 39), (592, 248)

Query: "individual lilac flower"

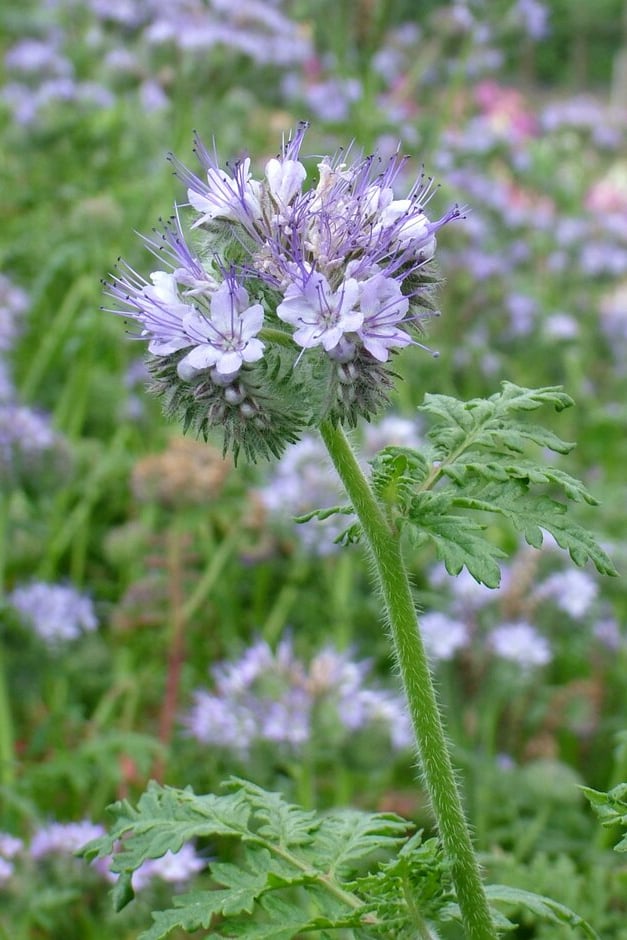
(0, 858), (14, 884)
(418, 612), (469, 661)
(184, 149), (262, 229)
(265, 154), (307, 213)
(131, 845), (205, 892)
(107, 230), (265, 385)
(376, 200), (437, 257)
(30, 821), (106, 859)
(355, 273), (411, 361)
(9, 582), (98, 644)
(178, 277), (264, 378)
(139, 271), (194, 356)
(488, 621), (551, 669)
(535, 569), (598, 619)
(277, 272), (362, 352)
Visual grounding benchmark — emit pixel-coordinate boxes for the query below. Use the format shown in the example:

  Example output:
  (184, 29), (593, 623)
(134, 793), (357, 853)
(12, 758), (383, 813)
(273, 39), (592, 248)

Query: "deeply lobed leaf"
(581, 784), (627, 852)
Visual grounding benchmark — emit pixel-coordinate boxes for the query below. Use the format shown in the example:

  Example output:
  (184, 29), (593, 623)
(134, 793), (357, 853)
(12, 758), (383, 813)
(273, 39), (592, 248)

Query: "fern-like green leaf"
(441, 458), (598, 504)
(141, 886), (258, 940)
(404, 493), (506, 587)
(581, 783), (627, 852)
(311, 810), (410, 878)
(82, 783), (252, 879)
(376, 383), (621, 584)
(85, 779), (420, 939)
(484, 884), (600, 938)
(348, 831), (454, 931)
(223, 777), (319, 849)
(451, 482), (616, 575)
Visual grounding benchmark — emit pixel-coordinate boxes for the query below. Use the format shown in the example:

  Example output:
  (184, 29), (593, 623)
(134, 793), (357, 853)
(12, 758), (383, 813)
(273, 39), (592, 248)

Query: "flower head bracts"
(105, 124), (459, 460)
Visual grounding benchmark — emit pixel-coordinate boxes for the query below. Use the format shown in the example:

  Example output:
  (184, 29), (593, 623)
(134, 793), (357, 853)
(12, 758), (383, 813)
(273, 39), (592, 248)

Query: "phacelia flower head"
(105, 124), (460, 460)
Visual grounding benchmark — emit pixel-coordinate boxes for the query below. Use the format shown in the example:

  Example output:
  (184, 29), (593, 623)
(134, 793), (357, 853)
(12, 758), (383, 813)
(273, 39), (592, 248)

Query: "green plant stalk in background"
(319, 420), (498, 940)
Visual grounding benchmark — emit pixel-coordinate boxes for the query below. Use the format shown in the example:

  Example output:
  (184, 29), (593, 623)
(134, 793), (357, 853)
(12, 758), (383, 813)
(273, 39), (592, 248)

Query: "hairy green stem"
(318, 421), (497, 940)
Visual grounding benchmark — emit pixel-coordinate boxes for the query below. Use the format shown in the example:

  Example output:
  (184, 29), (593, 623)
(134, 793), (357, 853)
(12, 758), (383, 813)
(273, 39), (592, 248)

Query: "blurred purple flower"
(257, 433), (344, 554)
(543, 312), (579, 340)
(418, 612), (469, 661)
(139, 79), (169, 112)
(0, 404), (64, 480)
(505, 292), (538, 337)
(131, 844), (206, 891)
(362, 414), (422, 456)
(0, 833), (24, 859)
(5, 38), (72, 76)
(283, 74), (363, 124)
(0, 274), (29, 354)
(535, 569), (598, 619)
(9, 581), (98, 644)
(593, 617), (623, 650)
(489, 621), (551, 669)
(510, 0), (550, 40)
(30, 821), (106, 859)
(182, 637), (411, 756)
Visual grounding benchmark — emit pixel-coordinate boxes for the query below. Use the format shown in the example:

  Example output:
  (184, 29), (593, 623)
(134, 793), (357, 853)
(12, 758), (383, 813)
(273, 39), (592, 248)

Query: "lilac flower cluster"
(0, 823), (204, 891)
(8, 581), (98, 645)
(107, 124), (457, 459)
(30, 821), (107, 860)
(182, 636), (412, 756)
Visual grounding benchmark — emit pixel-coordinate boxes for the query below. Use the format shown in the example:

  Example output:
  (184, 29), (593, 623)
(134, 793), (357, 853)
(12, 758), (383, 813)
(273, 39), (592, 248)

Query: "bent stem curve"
(318, 420), (497, 940)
